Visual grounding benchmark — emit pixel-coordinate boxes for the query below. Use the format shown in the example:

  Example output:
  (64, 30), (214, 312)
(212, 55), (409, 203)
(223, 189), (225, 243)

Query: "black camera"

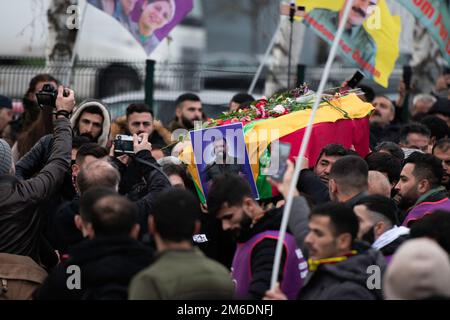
(35, 84), (68, 109)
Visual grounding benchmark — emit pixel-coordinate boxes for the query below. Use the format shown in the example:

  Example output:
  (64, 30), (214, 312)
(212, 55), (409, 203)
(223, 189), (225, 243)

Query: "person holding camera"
(0, 86), (75, 273)
(111, 131), (171, 235)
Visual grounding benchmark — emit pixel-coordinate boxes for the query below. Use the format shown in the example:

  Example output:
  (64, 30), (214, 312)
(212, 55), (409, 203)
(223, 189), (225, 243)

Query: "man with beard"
(207, 173), (309, 299)
(353, 195), (409, 263)
(111, 104), (171, 199)
(203, 137), (245, 185)
(395, 152), (450, 227)
(124, 103), (171, 146)
(15, 99), (111, 179)
(433, 138), (450, 191)
(398, 122), (431, 156)
(296, 144), (349, 205)
(70, 100), (111, 147)
(305, 0), (378, 67)
(265, 202), (386, 300)
(169, 93), (203, 132)
(369, 95), (400, 149)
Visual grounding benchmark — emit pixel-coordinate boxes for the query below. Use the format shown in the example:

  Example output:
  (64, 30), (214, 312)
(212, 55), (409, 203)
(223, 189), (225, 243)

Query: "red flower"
(255, 100), (267, 108)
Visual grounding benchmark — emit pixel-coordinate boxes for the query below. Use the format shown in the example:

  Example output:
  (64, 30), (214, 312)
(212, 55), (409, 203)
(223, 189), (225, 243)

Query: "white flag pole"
(270, 0), (355, 291)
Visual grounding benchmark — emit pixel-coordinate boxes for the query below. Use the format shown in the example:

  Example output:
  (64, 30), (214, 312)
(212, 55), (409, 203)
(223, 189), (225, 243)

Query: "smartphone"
(347, 70), (365, 89)
(403, 65), (412, 90)
(113, 134), (142, 155)
(443, 67), (450, 75)
(270, 142), (291, 182)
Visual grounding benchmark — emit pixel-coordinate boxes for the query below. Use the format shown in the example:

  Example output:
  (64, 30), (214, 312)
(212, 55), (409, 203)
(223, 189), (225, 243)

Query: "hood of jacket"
(70, 99), (111, 147)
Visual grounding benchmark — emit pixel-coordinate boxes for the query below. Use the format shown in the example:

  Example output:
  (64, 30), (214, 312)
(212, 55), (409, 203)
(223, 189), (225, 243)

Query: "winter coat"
(298, 242), (386, 300)
(0, 253), (48, 300)
(111, 150), (171, 234)
(233, 206), (307, 300)
(34, 236), (153, 300)
(0, 118), (72, 267)
(129, 248), (234, 300)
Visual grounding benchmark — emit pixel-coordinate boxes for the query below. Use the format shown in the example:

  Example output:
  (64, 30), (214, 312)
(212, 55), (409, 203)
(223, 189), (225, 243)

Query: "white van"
(0, 0), (206, 99)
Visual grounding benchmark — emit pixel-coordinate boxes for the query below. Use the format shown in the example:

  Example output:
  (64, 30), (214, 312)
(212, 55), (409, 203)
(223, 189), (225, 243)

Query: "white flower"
(273, 104), (285, 114)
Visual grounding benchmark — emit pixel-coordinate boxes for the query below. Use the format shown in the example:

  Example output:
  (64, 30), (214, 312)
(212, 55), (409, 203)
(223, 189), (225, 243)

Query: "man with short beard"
(395, 152), (450, 227)
(207, 173), (309, 300)
(169, 93), (203, 132)
(433, 138), (450, 191)
(296, 144), (349, 205)
(203, 138), (245, 186)
(70, 100), (111, 147)
(353, 195), (409, 263)
(305, 0), (378, 68)
(369, 95), (400, 149)
(111, 104), (171, 199)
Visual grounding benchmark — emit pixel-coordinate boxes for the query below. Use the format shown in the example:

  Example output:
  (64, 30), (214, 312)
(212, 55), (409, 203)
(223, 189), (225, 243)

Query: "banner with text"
(297, 0), (401, 87)
(397, 0), (450, 63)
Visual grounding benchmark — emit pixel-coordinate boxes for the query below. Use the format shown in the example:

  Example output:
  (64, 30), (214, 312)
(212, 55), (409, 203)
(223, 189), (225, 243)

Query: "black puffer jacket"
(298, 242), (386, 300)
(35, 236), (153, 300)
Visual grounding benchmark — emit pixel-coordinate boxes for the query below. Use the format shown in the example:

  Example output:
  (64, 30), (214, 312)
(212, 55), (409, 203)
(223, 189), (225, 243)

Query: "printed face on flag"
(347, 0), (378, 26)
(88, 0), (193, 55)
(189, 123), (259, 200)
(298, 0), (400, 87)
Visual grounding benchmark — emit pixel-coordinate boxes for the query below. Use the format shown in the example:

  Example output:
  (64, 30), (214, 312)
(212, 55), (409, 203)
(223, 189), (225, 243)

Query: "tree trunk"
(264, 16), (305, 96)
(46, 0), (78, 83)
(410, 19), (444, 95)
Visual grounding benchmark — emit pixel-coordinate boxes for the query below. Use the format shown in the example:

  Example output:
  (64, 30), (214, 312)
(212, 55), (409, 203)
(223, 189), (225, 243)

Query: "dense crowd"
(0, 70), (449, 300)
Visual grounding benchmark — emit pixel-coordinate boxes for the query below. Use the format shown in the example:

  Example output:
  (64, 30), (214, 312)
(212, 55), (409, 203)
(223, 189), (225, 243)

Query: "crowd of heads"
(0, 66), (449, 301)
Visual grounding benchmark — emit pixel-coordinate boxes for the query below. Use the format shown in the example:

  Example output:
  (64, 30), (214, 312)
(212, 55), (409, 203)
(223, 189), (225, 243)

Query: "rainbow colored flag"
(180, 93), (374, 203)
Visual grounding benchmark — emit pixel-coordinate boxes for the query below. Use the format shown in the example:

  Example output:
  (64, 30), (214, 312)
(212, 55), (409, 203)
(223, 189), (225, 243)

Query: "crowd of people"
(0, 70), (449, 300)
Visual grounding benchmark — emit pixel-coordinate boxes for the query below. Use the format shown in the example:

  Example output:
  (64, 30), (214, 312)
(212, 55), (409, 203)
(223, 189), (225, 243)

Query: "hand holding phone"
(403, 66), (412, 91)
(346, 70), (365, 89)
(270, 142), (291, 182)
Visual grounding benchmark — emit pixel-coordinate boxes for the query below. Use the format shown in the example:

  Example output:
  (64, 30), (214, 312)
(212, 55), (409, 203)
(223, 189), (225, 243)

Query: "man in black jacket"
(265, 202), (386, 300)
(296, 144), (349, 205)
(353, 195), (409, 263)
(35, 190), (153, 300)
(0, 86), (75, 269)
(111, 131), (171, 203)
(207, 173), (309, 300)
(328, 155), (369, 207)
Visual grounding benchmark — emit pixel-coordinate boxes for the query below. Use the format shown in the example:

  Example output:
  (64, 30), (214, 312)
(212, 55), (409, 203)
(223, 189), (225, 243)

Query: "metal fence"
(0, 57), (401, 121)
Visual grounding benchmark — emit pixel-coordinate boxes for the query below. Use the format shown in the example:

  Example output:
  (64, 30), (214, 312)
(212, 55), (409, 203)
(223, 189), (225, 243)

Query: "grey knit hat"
(0, 139), (12, 175)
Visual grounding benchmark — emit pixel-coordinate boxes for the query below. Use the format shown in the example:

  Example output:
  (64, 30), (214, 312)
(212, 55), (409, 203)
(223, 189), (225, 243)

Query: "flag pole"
(287, 0), (296, 89)
(270, 0), (355, 291)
